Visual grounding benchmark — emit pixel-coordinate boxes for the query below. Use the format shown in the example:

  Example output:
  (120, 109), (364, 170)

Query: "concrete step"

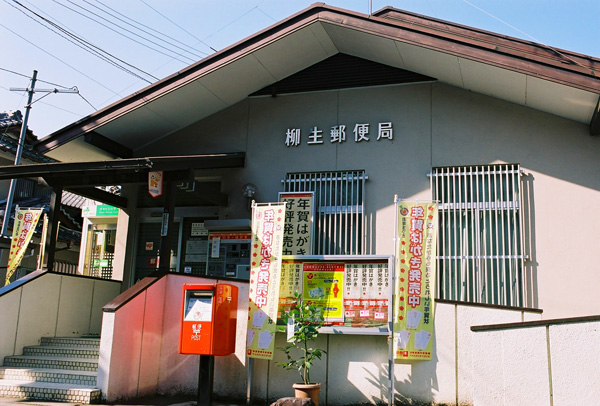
(0, 379), (101, 404)
(39, 337), (100, 348)
(3, 356), (98, 372)
(0, 367), (97, 386)
(23, 346), (99, 359)
(0, 337), (102, 403)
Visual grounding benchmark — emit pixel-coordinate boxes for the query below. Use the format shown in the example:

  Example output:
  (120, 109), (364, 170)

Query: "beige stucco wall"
(472, 318), (600, 405)
(135, 82), (600, 319)
(0, 272), (121, 366)
(99, 274), (549, 405)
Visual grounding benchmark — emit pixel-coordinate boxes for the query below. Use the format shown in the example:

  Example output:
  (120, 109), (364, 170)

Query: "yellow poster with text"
(246, 203), (286, 359)
(302, 262), (345, 322)
(393, 202), (438, 360)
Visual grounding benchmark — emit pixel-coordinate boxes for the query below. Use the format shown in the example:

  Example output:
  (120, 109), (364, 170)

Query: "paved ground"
(0, 397), (245, 406)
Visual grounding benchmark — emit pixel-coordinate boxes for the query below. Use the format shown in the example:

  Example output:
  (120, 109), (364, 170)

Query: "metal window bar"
(283, 170), (368, 255)
(431, 164), (525, 307)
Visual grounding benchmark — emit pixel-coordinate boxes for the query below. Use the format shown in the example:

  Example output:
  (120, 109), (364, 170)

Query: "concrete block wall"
(0, 271), (121, 366)
(99, 274), (550, 405)
(472, 317), (600, 406)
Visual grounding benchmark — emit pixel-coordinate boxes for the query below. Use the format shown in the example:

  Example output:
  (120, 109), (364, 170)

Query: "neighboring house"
(0, 110), (82, 280)
(1, 4), (599, 405)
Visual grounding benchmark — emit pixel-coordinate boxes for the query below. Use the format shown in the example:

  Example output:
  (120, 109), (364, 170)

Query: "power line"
(460, 0), (598, 77)
(140, 0), (218, 53)
(0, 21), (123, 96)
(0, 67), (31, 79)
(8, 0), (157, 83)
(2, 66), (92, 90)
(51, 0), (196, 65)
(85, 0), (208, 59)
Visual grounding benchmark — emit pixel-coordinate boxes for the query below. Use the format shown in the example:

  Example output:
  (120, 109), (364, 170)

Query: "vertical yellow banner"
(393, 202), (438, 360)
(6, 208), (43, 286)
(247, 203), (286, 359)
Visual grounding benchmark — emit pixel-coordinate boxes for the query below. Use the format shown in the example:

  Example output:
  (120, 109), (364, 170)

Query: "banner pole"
(37, 213), (48, 270)
(389, 195), (400, 406)
(246, 357), (253, 406)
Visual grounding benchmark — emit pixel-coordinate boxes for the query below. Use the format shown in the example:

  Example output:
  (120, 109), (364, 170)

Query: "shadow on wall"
(521, 173), (538, 309)
(360, 361), (440, 406)
(394, 343), (440, 406)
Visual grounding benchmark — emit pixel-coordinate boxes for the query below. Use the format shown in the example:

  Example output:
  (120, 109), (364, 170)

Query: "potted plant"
(277, 293), (326, 406)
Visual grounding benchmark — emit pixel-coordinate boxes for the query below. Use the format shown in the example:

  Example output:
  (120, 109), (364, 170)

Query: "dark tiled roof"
(0, 196), (82, 244)
(0, 111), (24, 128)
(0, 111), (55, 164)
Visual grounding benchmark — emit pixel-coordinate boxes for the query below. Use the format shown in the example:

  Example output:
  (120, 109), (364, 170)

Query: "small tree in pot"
(277, 293), (326, 406)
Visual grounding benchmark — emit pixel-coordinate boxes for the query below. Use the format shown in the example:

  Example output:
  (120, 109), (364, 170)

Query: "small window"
(431, 164), (526, 307)
(283, 170), (368, 255)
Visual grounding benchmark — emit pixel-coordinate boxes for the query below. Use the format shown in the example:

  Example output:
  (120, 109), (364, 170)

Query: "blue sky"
(1, 0), (598, 139)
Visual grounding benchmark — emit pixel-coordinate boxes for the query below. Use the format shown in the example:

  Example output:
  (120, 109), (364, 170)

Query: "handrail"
(102, 276), (161, 313)
(436, 298), (543, 313)
(471, 314), (600, 332)
(0, 269), (121, 298)
(102, 273), (249, 313)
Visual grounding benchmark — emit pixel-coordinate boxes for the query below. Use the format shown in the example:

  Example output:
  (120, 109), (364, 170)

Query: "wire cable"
(52, 0), (194, 63)
(9, 0), (157, 82)
(140, 0), (218, 53)
(85, 0), (207, 58)
(461, 0), (598, 77)
(0, 21), (124, 96)
(51, 0), (195, 65)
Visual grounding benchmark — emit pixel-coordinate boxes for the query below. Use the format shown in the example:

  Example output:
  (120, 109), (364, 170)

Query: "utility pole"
(1, 70), (38, 237)
(1, 70), (79, 278)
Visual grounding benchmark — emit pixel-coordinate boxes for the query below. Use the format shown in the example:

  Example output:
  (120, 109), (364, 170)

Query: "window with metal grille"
(430, 164), (526, 307)
(282, 170), (368, 255)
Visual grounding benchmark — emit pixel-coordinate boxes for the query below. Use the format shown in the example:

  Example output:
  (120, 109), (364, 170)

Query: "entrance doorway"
(83, 224), (116, 279)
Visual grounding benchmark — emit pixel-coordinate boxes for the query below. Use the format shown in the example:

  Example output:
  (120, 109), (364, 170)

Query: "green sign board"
(82, 205), (119, 217)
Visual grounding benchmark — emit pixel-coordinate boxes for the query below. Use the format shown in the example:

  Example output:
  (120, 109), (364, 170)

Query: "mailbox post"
(180, 283), (238, 406)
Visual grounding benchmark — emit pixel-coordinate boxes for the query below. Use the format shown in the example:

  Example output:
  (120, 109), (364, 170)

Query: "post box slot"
(184, 291), (213, 322)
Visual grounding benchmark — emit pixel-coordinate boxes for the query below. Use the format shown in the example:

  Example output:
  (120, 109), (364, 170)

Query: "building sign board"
(82, 204), (119, 217)
(285, 121), (393, 147)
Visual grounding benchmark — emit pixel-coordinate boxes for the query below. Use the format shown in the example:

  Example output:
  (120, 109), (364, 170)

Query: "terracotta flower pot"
(292, 383), (322, 406)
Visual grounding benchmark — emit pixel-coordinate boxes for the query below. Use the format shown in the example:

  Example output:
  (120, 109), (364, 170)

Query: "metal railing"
(283, 170), (368, 255)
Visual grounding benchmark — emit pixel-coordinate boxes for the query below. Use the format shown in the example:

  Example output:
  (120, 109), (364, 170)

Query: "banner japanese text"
(6, 208), (43, 286)
(246, 203), (286, 359)
(393, 202), (438, 361)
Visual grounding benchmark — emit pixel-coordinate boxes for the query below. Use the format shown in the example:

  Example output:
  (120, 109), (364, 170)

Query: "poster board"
(278, 255), (393, 335)
(278, 192), (314, 255)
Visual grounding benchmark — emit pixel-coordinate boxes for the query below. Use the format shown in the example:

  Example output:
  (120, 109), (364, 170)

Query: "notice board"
(278, 255), (393, 335)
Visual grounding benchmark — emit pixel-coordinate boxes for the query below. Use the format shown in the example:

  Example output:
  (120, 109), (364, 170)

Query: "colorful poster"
(5, 208), (43, 286)
(246, 203), (286, 359)
(393, 202), (438, 360)
(148, 171), (163, 198)
(302, 263), (345, 322)
(279, 192), (314, 255)
(276, 259), (390, 329)
(277, 261), (302, 329)
(343, 263), (389, 328)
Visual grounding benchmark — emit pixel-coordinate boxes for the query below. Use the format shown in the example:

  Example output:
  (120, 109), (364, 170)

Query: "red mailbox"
(180, 283), (238, 356)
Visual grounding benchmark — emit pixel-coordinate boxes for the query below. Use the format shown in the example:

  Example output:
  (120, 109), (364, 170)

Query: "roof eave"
(34, 3), (600, 154)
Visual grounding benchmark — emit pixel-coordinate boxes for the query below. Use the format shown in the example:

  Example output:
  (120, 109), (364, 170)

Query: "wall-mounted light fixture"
(242, 183), (257, 211)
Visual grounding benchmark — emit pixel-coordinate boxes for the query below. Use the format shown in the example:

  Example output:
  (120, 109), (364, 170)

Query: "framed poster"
(278, 255), (393, 335)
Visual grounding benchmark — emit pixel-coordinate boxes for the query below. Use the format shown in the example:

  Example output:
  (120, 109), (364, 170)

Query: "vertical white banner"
(246, 202), (286, 359)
